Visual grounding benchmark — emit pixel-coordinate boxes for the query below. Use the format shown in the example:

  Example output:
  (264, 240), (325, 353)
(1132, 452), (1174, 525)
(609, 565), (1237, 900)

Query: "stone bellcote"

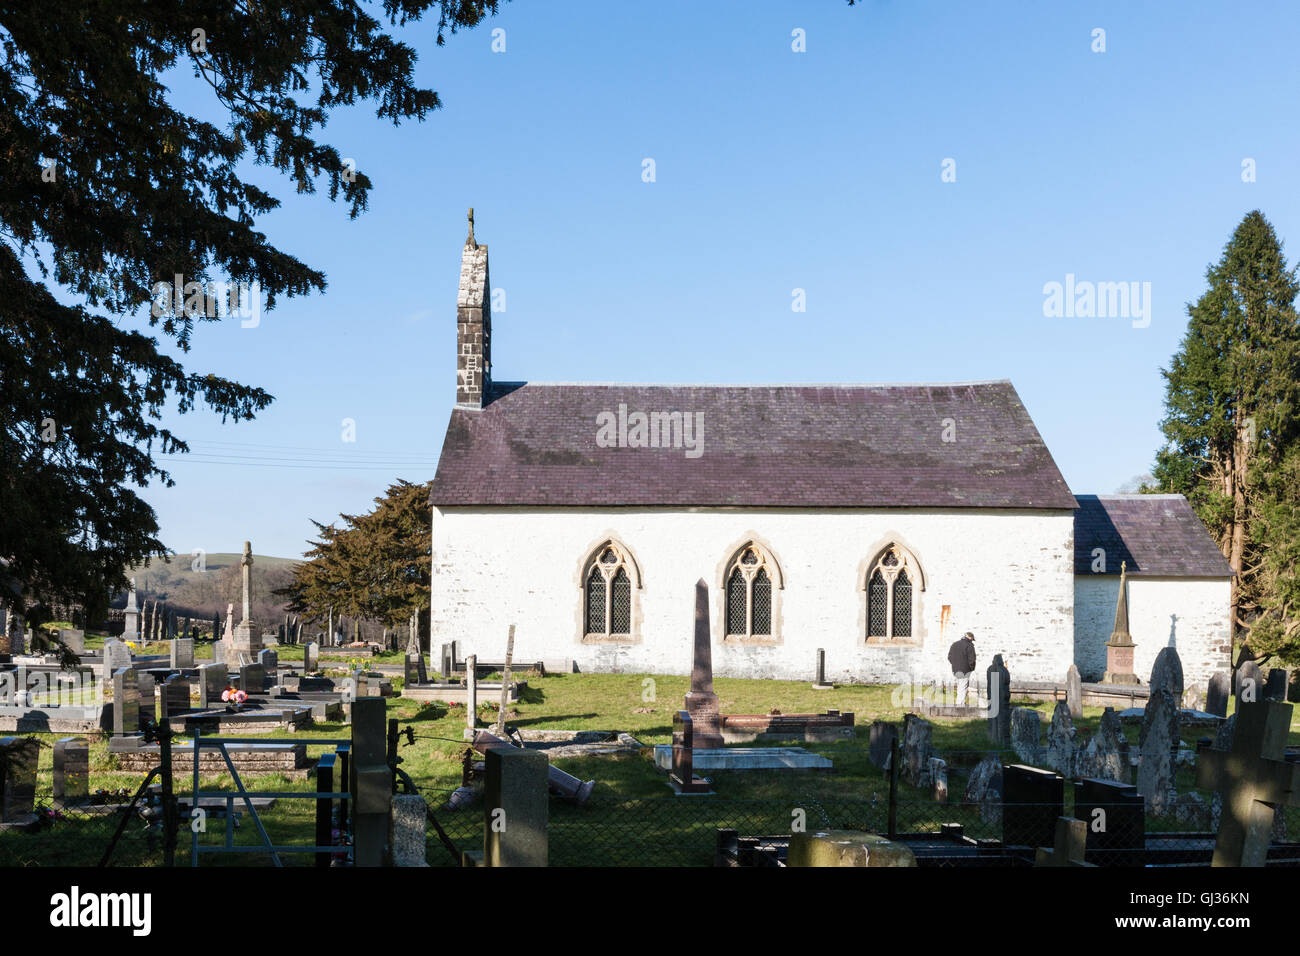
(456, 207), (491, 408)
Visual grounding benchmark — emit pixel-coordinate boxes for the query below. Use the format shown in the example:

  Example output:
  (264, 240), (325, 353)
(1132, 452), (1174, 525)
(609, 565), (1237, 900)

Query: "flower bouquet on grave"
(221, 686), (249, 711)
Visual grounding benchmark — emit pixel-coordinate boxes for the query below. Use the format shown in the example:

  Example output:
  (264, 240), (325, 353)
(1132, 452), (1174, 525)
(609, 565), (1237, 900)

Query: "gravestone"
(170, 637), (194, 669)
(53, 738), (89, 806)
(1206, 671), (1230, 718)
(928, 756), (948, 802)
(351, 697), (391, 866)
(1044, 701), (1076, 776)
(1265, 668), (1288, 702)
(812, 648), (832, 690)
(1034, 816), (1093, 867)
(482, 745), (549, 867)
(416, 651), (428, 685)
(258, 649), (278, 673)
(304, 641), (319, 673)
(465, 654), (478, 736)
(239, 663), (265, 694)
(1197, 700), (1300, 867)
(1103, 563), (1140, 685)
(1074, 777), (1144, 861)
(213, 640), (226, 665)
(1074, 707), (1127, 782)
(669, 710), (712, 794)
(900, 714), (933, 787)
(1066, 664), (1083, 719)
(987, 654), (1011, 745)
(1137, 689), (1179, 816)
(137, 673), (156, 731)
(57, 629), (85, 655)
(0, 737), (38, 822)
(101, 638), (131, 682)
(390, 794), (429, 867)
(1149, 646), (1184, 703)
(404, 653), (421, 686)
(199, 662), (227, 709)
(683, 579), (724, 748)
(111, 668), (141, 737)
(122, 580), (140, 641)
(1010, 707), (1041, 764)
(1236, 661), (1263, 708)
(1002, 764), (1064, 849)
(965, 755), (1002, 826)
(161, 675), (191, 718)
(868, 721), (897, 770)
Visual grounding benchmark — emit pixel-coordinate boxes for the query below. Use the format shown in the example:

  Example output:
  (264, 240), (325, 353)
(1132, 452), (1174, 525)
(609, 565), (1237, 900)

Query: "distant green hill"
(119, 552), (302, 624)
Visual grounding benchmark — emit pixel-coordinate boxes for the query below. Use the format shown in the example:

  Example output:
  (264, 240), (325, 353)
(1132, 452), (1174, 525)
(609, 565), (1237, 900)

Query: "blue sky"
(133, 0), (1300, 559)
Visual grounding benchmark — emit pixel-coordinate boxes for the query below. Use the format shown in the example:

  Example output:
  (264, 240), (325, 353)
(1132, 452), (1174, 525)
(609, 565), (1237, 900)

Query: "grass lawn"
(3, 669), (1295, 867)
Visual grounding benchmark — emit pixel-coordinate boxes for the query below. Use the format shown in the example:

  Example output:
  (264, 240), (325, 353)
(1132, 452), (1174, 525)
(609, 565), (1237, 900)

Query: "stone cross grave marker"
(1196, 699), (1300, 867)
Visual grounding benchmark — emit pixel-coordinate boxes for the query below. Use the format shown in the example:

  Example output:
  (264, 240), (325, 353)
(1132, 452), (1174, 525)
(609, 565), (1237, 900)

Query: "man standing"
(948, 631), (977, 706)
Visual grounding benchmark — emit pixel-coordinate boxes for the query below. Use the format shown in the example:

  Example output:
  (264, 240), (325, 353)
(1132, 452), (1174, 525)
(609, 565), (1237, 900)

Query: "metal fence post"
(316, 752), (336, 868)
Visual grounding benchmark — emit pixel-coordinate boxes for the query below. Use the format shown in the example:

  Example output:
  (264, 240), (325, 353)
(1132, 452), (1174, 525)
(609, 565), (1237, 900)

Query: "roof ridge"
(502, 379), (1015, 389)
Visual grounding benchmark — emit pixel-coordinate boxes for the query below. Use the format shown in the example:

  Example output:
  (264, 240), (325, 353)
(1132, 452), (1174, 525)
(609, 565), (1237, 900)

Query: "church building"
(429, 217), (1233, 689)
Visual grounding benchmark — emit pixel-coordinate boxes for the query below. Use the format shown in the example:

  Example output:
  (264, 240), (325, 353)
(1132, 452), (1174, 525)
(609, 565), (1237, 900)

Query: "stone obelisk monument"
(122, 579), (140, 642)
(684, 579), (724, 749)
(1103, 561), (1140, 685)
(228, 541), (263, 660)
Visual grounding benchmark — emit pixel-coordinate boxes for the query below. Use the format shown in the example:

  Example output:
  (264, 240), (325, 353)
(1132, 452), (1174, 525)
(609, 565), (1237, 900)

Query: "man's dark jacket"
(948, 637), (976, 674)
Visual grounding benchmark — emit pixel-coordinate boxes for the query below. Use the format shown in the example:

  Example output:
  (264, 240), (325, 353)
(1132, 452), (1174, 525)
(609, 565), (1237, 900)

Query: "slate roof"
(1072, 495), (1233, 578)
(430, 380), (1077, 509)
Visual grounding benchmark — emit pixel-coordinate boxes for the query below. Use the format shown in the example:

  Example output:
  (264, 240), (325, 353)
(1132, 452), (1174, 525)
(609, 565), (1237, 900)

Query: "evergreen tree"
(1152, 210), (1300, 662)
(0, 1), (502, 626)
(278, 480), (431, 631)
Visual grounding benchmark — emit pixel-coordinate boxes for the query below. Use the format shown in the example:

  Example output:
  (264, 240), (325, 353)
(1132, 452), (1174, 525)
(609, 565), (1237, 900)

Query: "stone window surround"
(715, 534), (785, 647)
(575, 534), (644, 645)
(857, 535), (927, 647)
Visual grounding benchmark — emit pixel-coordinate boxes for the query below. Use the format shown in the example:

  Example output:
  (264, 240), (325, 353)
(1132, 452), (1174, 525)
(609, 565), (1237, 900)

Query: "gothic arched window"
(722, 543), (780, 643)
(865, 544), (922, 641)
(580, 540), (640, 642)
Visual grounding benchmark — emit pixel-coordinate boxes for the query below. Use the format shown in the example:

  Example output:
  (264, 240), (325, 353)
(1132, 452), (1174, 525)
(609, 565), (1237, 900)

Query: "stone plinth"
(787, 830), (916, 867)
(229, 620), (262, 659)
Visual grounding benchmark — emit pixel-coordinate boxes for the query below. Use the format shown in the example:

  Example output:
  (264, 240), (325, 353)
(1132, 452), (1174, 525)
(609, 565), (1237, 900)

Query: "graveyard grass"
(6, 668), (1300, 867)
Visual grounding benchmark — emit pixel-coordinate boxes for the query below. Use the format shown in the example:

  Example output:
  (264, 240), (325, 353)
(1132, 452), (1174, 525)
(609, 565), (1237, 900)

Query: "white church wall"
(431, 506), (1076, 684)
(1072, 575), (1231, 692)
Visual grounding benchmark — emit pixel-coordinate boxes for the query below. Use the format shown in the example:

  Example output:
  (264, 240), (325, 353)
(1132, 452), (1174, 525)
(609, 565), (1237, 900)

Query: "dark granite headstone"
(136, 672), (156, 731)
(1002, 764), (1064, 849)
(258, 649), (278, 673)
(669, 710), (711, 794)
(53, 738), (89, 806)
(239, 663), (266, 694)
(1074, 777), (1144, 862)
(1265, 669), (1288, 702)
(161, 675), (191, 718)
(416, 652), (428, 685)
(199, 662), (227, 709)
(111, 668), (140, 736)
(869, 720), (898, 769)
(1206, 671), (1230, 718)
(987, 654), (1011, 744)
(404, 654), (421, 686)
(1236, 661), (1263, 709)
(0, 737), (38, 821)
